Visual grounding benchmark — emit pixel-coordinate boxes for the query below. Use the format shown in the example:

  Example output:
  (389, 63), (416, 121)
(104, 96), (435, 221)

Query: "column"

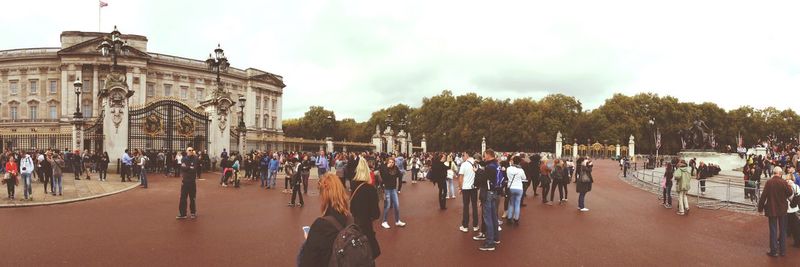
(92, 66), (98, 117)
(616, 144), (621, 157)
(275, 94), (283, 131)
(481, 136), (487, 155)
(628, 135), (636, 158)
(72, 119), (84, 151)
(555, 131), (563, 159)
(386, 136), (395, 154)
(203, 105), (230, 162)
(372, 136), (382, 153)
(60, 65), (70, 117)
(326, 137), (334, 153)
(421, 136), (427, 153)
(573, 142), (579, 159)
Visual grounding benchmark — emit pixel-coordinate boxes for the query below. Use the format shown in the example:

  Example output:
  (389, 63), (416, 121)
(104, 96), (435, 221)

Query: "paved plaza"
(1, 173), (137, 207)
(0, 160), (796, 266)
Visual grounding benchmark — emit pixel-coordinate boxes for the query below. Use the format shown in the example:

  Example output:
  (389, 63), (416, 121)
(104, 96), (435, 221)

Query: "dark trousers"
(99, 168), (107, 181)
(302, 172), (310, 194)
(549, 182), (564, 202)
(291, 183), (304, 205)
(662, 183), (672, 205)
(178, 181), (197, 216)
(520, 181), (530, 206)
(541, 182), (550, 203)
(120, 165), (131, 181)
(411, 169), (419, 181)
(531, 177), (540, 195)
(768, 215), (788, 255)
(788, 213), (800, 245)
(623, 166), (628, 177)
(462, 189), (478, 228)
(6, 180), (15, 198)
(42, 172), (52, 193)
(437, 181), (446, 209)
(699, 179), (706, 193)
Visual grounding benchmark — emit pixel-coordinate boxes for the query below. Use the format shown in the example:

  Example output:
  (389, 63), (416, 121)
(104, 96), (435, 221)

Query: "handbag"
(446, 169), (455, 179)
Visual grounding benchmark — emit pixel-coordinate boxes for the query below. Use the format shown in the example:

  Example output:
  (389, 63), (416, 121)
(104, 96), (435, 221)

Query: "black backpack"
(322, 216), (375, 267)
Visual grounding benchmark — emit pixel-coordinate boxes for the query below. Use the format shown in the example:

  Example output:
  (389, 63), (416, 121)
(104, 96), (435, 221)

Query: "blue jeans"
(382, 189), (401, 223)
(53, 175), (62, 195)
(579, 192), (587, 209)
(482, 191), (500, 246)
(446, 178), (455, 198)
(260, 170), (268, 187)
(268, 170), (278, 188)
(139, 168), (148, 188)
(507, 188), (523, 220)
(22, 173), (32, 199)
(768, 215), (788, 255)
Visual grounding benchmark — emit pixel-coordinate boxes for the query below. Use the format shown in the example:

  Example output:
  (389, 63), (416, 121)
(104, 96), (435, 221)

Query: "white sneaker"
(381, 222), (391, 229)
(473, 227), (480, 232)
(459, 226), (469, 233)
(396, 221), (406, 227)
(498, 226), (502, 231)
(580, 208), (590, 212)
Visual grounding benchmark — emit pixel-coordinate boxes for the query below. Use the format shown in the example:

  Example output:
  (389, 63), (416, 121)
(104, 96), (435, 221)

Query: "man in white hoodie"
(20, 153), (35, 200)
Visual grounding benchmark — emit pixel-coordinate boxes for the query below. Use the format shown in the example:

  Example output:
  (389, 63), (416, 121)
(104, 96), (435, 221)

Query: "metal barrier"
(629, 169), (760, 213)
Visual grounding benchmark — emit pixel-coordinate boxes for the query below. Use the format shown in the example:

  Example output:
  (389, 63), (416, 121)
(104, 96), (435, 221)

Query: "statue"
(680, 119), (714, 150)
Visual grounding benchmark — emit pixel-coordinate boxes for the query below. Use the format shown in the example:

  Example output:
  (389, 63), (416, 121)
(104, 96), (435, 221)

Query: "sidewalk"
(629, 168), (760, 209)
(1, 172), (139, 208)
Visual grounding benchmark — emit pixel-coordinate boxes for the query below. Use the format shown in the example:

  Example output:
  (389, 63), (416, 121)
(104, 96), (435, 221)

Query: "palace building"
(0, 28), (287, 158)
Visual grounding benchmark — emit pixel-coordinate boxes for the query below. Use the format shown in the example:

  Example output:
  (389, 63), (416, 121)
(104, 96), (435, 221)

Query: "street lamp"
(237, 96), (247, 154)
(205, 44), (230, 97)
(73, 77), (83, 119)
(96, 25), (130, 71)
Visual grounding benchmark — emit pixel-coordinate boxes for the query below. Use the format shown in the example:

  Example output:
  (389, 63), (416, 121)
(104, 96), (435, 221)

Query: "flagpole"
(98, 4), (101, 32)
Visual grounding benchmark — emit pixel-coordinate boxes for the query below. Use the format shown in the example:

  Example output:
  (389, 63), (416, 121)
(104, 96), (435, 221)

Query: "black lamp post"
(97, 25), (130, 71)
(205, 44), (230, 96)
(237, 96), (247, 153)
(73, 77), (83, 119)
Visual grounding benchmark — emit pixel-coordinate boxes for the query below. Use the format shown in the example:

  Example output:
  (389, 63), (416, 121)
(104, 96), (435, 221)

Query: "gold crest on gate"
(178, 115), (195, 137)
(143, 113), (163, 137)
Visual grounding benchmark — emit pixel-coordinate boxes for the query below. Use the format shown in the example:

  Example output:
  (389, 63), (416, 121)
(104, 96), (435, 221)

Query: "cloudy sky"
(2, 0), (799, 121)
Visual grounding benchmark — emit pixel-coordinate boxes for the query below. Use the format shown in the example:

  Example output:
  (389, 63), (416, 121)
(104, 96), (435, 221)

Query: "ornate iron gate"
(129, 100), (209, 153)
(85, 113), (105, 153)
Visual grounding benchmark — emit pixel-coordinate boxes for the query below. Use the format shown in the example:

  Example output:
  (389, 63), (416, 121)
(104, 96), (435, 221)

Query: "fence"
(630, 168), (760, 213)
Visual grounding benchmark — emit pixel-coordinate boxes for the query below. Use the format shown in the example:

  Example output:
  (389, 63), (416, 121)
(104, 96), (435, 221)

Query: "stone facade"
(0, 30), (286, 152)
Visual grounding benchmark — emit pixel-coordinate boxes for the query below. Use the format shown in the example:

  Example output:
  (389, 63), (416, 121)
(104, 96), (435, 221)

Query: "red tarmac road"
(1, 160), (797, 266)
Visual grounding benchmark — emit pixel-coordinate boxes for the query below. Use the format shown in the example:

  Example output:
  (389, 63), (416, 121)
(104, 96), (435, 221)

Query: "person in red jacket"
(4, 155), (19, 200)
(758, 166), (793, 257)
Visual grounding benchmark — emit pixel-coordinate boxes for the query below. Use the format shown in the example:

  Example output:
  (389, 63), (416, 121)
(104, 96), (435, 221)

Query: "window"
(83, 79), (91, 93)
(255, 96), (261, 109)
(264, 116), (269, 129)
(180, 86), (188, 100)
(196, 88), (204, 101)
(49, 105), (57, 119)
(49, 80), (58, 94)
(9, 81), (18, 95)
(10, 106), (17, 120)
(29, 80), (39, 94)
(272, 99), (277, 111)
(255, 115), (260, 128)
(29, 105), (37, 120)
(99, 80), (105, 90)
(264, 98), (269, 110)
(82, 100), (92, 117)
(164, 84), (172, 97)
(271, 117), (276, 129)
(146, 83), (155, 97)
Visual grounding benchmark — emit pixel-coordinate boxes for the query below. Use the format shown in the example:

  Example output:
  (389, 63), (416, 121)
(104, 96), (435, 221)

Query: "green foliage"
(283, 92), (798, 154)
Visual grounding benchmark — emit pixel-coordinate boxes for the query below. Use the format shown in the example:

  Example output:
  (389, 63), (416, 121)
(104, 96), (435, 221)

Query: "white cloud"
(2, 0), (799, 121)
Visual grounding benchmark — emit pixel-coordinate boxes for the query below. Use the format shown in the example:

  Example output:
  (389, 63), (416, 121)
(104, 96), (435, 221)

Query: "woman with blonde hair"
(298, 173), (352, 266)
(350, 156), (382, 259)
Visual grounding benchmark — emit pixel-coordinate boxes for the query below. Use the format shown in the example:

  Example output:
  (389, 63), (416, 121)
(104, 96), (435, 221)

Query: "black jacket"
(430, 161), (447, 184)
(349, 181), (381, 259)
(344, 156), (358, 180)
(181, 155), (199, 182)
(299, 209), (347, 267)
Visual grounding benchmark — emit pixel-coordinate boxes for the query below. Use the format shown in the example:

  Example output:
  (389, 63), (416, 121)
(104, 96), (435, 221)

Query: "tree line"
(283, 90), (800, 155)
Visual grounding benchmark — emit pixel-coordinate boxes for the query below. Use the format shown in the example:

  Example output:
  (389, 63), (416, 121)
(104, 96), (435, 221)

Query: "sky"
(1, 0), (799, 121)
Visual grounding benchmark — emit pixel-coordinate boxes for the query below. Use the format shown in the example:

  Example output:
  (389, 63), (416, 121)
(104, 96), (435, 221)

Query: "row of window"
(254, 95), (278, 111)
(253, 114), (278, 129)
(145, 83), (204, 101)
(7, 80), (59, 95)
(7, 105), (60, 120)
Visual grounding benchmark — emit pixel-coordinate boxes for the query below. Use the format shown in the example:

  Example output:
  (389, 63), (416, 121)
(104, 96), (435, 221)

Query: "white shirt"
(788, 181), (800, 213)
(506, 165), (526, 190)
(458, 158), (477, 190)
